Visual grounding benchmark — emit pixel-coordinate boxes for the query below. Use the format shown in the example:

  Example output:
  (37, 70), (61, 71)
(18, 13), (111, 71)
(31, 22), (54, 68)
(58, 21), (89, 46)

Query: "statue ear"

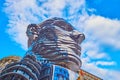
(26, 24), (39, 47)
(71, 30), (85, 44)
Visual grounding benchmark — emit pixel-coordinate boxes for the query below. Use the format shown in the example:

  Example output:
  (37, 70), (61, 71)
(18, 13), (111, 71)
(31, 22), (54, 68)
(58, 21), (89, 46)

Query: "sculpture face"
(26, 18), (85, 72)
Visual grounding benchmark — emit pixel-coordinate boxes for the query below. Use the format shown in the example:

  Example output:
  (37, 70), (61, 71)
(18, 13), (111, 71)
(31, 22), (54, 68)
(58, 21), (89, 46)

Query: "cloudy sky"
(0, 0), (120, 80)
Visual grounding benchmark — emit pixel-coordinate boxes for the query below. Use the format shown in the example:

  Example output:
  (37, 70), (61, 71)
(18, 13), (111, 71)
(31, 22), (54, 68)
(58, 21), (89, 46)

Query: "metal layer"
(27, 17), (85, 72)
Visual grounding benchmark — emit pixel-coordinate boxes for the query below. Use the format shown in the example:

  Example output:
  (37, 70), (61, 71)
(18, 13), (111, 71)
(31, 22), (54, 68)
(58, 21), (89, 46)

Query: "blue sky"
(86, 0), (120, 19)
(0, 0), (26, 58)
(0, 0), (120, 80)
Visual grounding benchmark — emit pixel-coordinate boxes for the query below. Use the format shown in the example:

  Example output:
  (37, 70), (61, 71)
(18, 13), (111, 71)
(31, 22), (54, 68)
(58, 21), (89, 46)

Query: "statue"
(26, 17), (85, 72)
(0, 17), (85, 80)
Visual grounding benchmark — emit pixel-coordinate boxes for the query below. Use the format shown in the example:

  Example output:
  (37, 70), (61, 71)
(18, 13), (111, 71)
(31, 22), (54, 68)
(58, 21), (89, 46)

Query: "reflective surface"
(27, 17), (85, 72)
(0, 56), (20, 73)
(53, 65), (79, 80)
(0, 17), (85, 80)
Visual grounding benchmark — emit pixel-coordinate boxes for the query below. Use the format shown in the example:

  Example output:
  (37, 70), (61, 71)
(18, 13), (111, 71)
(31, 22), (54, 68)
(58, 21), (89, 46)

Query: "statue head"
(26, 17), (85, 72)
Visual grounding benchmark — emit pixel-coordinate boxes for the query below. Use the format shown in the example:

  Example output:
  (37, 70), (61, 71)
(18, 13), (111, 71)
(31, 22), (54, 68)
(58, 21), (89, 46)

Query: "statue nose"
(71, 30), (85, 44)
(76, 34), (85, 44)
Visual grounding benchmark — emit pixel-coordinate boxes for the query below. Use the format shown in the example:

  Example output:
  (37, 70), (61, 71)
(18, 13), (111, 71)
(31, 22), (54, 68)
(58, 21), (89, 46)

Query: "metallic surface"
(0, 56), (20, 73)
(0, 17), (85, 80)
(27, 17), (85, 72)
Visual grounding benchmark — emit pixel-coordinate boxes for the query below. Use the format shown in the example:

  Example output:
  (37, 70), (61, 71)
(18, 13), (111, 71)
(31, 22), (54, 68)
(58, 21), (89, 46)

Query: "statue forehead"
(38, 17), (75, 31)
(27, 18), (76, 34)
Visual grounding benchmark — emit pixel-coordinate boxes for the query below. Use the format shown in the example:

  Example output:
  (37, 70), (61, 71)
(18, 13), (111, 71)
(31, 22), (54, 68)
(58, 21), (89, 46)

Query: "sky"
(0, 0), (120, 80)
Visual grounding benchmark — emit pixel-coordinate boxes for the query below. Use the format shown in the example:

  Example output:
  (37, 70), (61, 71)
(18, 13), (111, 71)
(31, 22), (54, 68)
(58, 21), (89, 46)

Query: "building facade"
(78, 69), (102, 80)
(0, 17), (101, 80)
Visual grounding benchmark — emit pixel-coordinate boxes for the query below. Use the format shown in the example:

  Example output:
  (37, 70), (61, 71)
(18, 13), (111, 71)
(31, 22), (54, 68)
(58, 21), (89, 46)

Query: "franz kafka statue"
(0, 17), (85, 80)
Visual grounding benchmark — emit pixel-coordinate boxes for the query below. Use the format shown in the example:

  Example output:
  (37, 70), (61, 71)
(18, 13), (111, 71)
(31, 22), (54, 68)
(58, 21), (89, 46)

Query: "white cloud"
(96, 61), (116, 66)
(79, 14), (120, 80)
(4, 0), (85, 49)
(81, 41), (109, 60)
(79, 15), (120, 49)
(3, 0), (120, 80)
(86, 50), (109, 59)
(81, 61), (120, 80)
(87, 8), (96, 13)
